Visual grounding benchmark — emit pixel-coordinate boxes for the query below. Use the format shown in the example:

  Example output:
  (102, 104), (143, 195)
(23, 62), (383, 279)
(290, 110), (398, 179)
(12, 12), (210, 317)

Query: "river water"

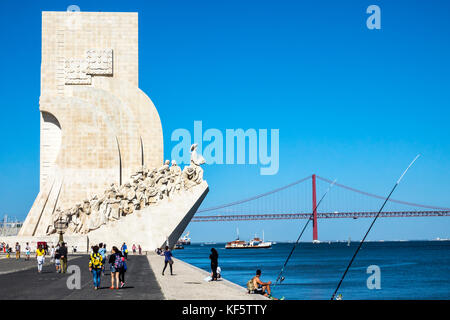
(173, 240), (450, 300)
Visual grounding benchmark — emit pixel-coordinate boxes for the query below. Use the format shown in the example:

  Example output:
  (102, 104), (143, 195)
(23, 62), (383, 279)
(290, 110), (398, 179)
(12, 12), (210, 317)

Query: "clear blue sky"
(0, 0), (449, 242)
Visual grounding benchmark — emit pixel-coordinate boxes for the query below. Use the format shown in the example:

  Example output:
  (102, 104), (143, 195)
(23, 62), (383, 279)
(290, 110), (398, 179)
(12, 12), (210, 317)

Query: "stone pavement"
(0, 253), (267, 300)
(0, 254), (163, 300)
(147, 252), (268, 300)
(0, 254), (55, 275)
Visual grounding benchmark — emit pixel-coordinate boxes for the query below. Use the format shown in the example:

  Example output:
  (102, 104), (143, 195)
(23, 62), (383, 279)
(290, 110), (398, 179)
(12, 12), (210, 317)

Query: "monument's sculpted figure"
(17, 12), (209, 249)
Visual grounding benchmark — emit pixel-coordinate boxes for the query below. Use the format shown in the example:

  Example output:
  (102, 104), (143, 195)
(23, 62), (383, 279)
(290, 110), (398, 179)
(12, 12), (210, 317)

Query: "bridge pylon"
(312, 174), (318, 241)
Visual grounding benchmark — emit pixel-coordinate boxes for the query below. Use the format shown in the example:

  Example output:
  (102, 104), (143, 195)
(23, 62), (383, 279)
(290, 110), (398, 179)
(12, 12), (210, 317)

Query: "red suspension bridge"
(192, 174), (450, 241)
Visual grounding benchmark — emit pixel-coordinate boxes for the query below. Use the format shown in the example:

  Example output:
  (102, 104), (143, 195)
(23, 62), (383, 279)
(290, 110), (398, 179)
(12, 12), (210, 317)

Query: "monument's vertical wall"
(20, 12), (164, 236)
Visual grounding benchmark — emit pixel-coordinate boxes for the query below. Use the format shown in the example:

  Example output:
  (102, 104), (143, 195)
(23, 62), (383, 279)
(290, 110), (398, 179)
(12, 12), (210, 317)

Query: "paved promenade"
(0, 254), (163, 300)
(0, 253), (267, 300)
(147, 252), (268, 300)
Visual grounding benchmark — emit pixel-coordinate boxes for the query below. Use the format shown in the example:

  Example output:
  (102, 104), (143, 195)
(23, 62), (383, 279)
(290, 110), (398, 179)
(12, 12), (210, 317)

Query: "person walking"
(25, 242), (31, 261)
(59, 242), (68, 273)
(99, 243), (107, 275)
(54, 246), (61, 273)
(209, 248), (219, 281)
(162, 246), (173, 276)
(108, 246), (122, 289)
(132, 244), (136, 255)
(50, 245), (55, 263)
(118, 255), (127, 288)
(121, 242), (128, 259)
(89, 245), (103, 290)
(15, 242), (21, 260)
(138, 245), (142, 255)
(36, 245), (46, 273)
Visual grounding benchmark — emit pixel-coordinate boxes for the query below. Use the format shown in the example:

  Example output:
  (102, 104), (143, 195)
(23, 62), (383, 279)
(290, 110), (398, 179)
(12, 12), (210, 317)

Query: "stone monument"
(9, 11), (209, 250)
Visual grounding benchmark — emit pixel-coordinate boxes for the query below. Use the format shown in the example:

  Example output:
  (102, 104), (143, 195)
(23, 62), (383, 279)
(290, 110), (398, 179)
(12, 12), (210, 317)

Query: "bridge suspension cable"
(196, 175), (312, 213)
(316, 175), (450, 211)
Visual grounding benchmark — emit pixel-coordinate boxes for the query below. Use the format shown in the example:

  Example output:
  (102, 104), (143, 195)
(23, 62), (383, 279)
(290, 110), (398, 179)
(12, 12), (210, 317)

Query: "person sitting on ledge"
(248, 269), (278, 299)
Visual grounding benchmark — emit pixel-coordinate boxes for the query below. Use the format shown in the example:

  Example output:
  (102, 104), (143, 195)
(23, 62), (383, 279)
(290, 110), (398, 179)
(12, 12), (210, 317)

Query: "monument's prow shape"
(17, 11), (208, 250)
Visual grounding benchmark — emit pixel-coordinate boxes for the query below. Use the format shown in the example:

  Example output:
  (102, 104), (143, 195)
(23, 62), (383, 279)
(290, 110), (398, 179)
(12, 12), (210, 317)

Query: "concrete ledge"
(147, 252), (268, 300)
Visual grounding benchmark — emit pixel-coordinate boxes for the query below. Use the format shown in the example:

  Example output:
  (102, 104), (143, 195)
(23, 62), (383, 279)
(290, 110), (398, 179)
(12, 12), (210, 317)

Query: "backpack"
(123, 259), (127, 271)
(114, 254), (124, 269)
(246, 277), (256, 292)
(90, 253), (102, 269)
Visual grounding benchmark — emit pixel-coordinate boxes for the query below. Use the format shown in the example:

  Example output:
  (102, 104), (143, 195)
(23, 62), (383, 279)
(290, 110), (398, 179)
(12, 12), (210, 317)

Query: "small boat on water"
(174, 243), (184, 250)
(225, 229), (272, 249)
(177, 231), (191, 245)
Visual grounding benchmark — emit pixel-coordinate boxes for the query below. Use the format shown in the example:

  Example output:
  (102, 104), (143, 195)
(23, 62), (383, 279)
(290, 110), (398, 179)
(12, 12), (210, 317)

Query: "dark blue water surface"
(173, 241), (450, 300)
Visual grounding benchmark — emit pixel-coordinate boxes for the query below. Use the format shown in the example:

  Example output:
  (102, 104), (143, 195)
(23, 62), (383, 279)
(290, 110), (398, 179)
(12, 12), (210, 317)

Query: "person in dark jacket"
(118, 254), (127, 288)
(59, 242), (68, 273)
(108, 246), (122, 289)
(209, 248), (219, 281)
(162, 246), (173, 276)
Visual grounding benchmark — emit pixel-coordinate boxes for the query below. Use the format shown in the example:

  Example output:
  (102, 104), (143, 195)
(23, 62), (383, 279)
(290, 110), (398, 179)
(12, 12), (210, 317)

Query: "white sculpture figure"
(67, 206), (81, 234)
(190, 143), (205, 166)
(107, 197), (121, 221)
(145, 187), (158, 205)
(79, 200), (92, 234)
(170, 160), (182, 192)
(189, 143), (205, 184)
(135, 182), (146, 208)
(170, 160), (181, 174)
(182, 166), (198, 189)
(159, 160), (170, 174)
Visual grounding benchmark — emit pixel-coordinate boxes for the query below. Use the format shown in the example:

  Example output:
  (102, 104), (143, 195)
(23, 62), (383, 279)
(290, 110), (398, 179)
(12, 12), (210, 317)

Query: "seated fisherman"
(251, 269), (272, 297)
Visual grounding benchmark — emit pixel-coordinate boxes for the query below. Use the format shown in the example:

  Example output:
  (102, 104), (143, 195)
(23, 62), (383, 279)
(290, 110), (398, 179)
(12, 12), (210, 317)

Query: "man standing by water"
(162, 246), (173, 276)
(59, 242), (68, 273)
(209, 248), (219, 281)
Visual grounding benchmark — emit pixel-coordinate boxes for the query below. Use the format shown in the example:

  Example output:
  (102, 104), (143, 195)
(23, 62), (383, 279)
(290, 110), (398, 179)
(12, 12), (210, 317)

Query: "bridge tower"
(312, 174), (318, 241)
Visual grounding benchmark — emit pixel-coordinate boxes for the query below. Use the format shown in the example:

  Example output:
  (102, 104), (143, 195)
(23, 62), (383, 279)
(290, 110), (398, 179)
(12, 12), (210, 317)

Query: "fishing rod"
(330, 154), (421, 300)
(274, 178), (337, 286)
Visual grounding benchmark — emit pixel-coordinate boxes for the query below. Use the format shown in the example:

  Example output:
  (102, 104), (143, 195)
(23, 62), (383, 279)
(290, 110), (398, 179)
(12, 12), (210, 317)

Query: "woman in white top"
(50, 245), (55, 262)
(25, 242), (31, 261)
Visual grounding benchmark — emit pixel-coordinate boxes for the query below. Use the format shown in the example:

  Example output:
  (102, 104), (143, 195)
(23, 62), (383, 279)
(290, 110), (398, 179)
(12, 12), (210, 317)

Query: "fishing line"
(274, 178), (337, 286)
(330, 154), (421, 300)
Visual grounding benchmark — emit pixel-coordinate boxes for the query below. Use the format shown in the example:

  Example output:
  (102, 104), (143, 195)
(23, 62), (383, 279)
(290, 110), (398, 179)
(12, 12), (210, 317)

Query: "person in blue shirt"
(162, 246), (173, 276)
(121, 242), (128, 259)
(98, 243), (107, 275)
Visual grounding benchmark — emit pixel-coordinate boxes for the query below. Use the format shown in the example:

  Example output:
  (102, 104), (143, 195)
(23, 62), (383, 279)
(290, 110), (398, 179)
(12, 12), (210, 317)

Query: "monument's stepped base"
(147, 253), (269, 300)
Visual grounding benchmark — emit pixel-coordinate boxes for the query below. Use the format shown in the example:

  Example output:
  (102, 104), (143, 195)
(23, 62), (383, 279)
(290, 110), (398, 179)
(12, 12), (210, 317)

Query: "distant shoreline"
(190, 239), (450, 245)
